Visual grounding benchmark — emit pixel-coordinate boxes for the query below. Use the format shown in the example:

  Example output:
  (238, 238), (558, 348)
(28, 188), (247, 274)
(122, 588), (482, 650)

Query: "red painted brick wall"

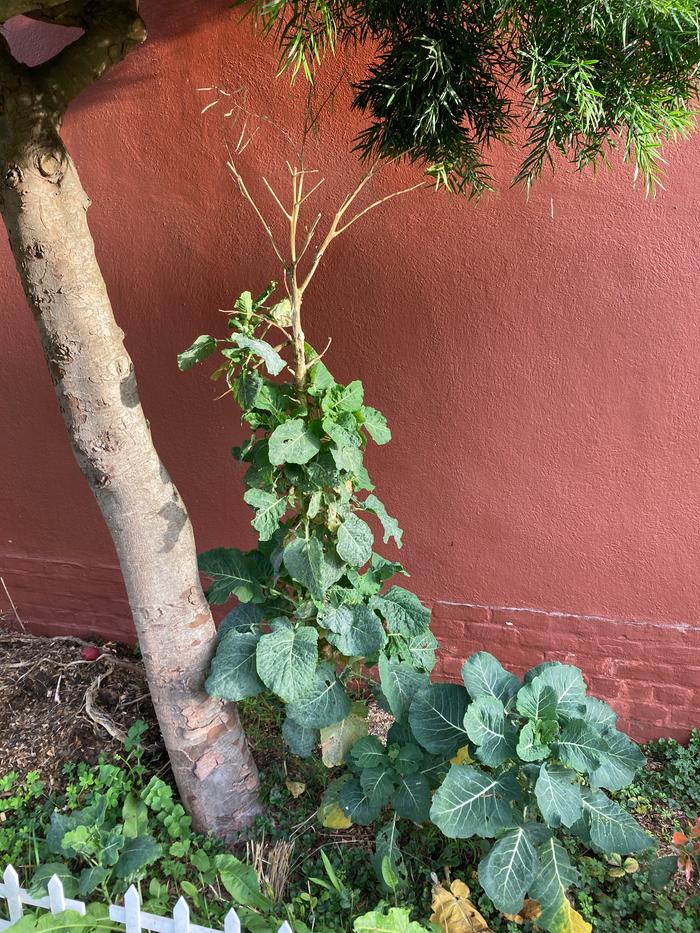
(1, 1), (699, 745)
(431, 602), (700, 743)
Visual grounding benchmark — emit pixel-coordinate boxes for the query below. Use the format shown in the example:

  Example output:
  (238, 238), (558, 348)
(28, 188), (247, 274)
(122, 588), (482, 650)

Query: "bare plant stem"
(227, 126), (429, 396)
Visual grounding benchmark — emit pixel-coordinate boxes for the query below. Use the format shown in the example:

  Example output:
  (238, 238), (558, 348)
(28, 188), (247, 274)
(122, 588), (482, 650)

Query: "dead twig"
(0, 577), (25, 632)
(84, 665), (128, 743)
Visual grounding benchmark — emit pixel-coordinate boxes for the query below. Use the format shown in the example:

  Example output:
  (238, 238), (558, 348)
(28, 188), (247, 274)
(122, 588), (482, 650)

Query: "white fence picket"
(0, 864), (294, 933)
(2, 866), (23, 924)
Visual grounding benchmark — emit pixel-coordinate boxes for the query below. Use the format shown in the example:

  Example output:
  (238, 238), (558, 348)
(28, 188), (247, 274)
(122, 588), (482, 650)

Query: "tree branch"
(0, 30), (25, 85)
(0, 0), (75, 24)
(37, 2), (146, 107)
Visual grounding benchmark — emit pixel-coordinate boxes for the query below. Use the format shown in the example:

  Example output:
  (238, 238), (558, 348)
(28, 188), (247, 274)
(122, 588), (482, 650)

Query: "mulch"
(0, 620), (163, 792)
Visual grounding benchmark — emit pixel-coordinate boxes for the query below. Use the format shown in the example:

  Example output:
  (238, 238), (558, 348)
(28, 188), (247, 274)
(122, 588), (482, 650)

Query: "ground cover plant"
(0, 689), (698, 932)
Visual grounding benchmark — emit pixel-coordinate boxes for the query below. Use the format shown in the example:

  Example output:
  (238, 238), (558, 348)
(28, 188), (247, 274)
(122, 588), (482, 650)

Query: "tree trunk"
(0, 6), (261, 838)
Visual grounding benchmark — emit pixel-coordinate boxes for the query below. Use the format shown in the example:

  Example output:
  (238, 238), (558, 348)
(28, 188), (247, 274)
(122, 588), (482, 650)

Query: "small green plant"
(180, 289), (434, 757)
(180, 142), (432, 764)
(329, 652), (652, 932)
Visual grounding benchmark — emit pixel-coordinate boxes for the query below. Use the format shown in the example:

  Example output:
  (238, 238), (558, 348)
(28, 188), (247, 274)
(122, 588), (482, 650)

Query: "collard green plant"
(238, 0), (700, 194)
(180, 287), (435, 761)
(331, 652), (652, 933)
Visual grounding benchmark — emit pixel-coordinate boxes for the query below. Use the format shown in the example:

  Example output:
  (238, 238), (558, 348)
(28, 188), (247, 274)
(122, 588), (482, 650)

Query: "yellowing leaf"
(285, 780), (306, 798)
(319, 799), (352, 829)
(430, 879), (491, 932)
(503, 899), (541, 924)
(451, 746), (474, 766)
(546, 898), (592, 933)
(320, 702), (368, 767)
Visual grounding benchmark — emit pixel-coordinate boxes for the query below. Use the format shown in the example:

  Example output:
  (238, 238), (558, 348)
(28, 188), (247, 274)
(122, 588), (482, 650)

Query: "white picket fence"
(0, 866), (293, 932)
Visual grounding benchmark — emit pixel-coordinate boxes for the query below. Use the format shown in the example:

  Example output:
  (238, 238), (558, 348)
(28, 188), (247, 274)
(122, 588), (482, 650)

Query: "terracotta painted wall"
(2, 0), (699, 743)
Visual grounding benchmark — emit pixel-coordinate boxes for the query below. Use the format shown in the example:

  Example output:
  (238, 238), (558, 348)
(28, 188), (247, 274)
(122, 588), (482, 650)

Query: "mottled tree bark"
(0, 2), (261, 836)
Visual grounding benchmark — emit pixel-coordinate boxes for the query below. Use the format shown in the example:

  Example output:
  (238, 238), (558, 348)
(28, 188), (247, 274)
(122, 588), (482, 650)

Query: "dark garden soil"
(0, 622), (164, 791)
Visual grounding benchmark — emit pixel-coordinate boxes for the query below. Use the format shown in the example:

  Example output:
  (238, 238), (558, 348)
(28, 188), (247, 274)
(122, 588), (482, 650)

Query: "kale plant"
(332, 651), (652, 932)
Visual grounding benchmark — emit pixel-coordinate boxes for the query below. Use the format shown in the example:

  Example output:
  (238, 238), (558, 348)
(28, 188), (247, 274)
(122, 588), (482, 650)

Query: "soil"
(0, 622), (163, 792)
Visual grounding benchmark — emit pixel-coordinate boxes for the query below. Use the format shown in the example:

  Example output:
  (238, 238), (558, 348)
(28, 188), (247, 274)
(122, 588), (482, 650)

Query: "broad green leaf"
(555, 719), (608, 773)
(393, 743), (424, 775)
(218, 603), (265, 638)
(283, 536), (345, 600)
(648, 854), (678, 891)
(30, 863), (78, 898)
(198, 548), (261, 604)
(287, 661), (352, 728)
(430, 764), (520, 838)
(378, 654), (430, 722)
(364, 494), (402, 546)
(243, 488), (287, 541)
(362, 406), (392, 445)
(234, 335), (286, 375)
(464, 695), (518, 766)
(122, 793), (148, 840)
(270, 297), (292, 326)
(327, 604), (386, 656)
(409, 684), (470, 755)
(77, 866), (108, 897)
(535, 765), (582, 829)
(339, 778), (384, 825)
(462, 652), (520, 706)
(178, 334), (216, 370)
(528, 663), (586, 718)
(334, 380), (364, 413)
(581, 696), (618, 730)
(361, 766), (396, 809)
(269, 418), (321, 465)
(353, 907), (429, 932)
(234, 290), (254, 314)
(319, 603), (354, 634)
(206, 631), (263, 702)
(404, 631), (438, 672)
(215, 853), (270, 910)
(308, 359), (336, 396)
(580, 787), (653, 854)
(516, 677), (559, 721)
(282, 717), (319, 758)
(6, 910), (98, 932)
(350, 736), (389, 771)
(256, 625), (318, 702)
(337, 513), (374, 567)
(478, 826), (540, 914)
(517, 720), (557, 762)
(394, 773), (431, 822)
(321, 703), (369, 767)
(234, 371), (263, 409)
(373, 820), (407, 891)
(529, 837), (589, 933)
(588, 728), (645, 792)
(371, 586), (431, 638)
(113, 834), (162, 878)
(46, 797), (107, 854)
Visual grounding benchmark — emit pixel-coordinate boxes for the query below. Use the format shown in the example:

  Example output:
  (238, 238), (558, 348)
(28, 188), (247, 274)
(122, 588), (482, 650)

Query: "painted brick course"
(1, 557), (697, 743)
(431, 601), (700, 743)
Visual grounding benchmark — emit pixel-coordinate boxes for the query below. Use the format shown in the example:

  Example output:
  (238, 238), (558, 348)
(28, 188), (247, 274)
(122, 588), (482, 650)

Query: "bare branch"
(262, 176), (292, 220)
(336, 181), (429, 235)
(299, 212), (322, 260)
(300, 176), (325, 203)
(37, 2), (146, 108)
(227, 159), (286, 266)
